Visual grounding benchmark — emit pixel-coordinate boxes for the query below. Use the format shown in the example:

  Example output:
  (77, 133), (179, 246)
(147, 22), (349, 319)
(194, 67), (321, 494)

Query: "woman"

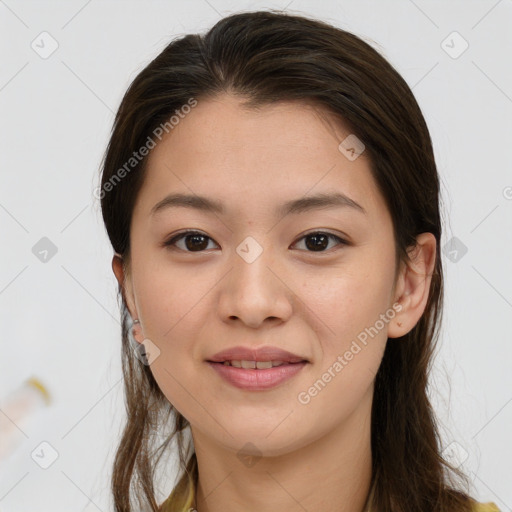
(98, 10), (500, 512)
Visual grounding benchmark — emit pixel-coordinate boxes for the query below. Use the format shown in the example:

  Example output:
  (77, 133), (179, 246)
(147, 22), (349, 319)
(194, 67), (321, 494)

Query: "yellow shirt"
(159, 494), (502, 512)
(473, 503), (501, 512)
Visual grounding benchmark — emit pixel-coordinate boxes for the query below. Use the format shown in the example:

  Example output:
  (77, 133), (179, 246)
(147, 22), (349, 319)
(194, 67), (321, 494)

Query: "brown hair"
(99, 9), (477, 512)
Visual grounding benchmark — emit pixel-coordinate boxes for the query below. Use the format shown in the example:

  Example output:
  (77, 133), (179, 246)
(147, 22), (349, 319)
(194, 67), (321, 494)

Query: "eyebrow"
(150, 191), (366, 218)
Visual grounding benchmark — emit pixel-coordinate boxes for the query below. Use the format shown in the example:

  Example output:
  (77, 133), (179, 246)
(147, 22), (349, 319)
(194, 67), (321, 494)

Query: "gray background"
(1, 0), (511, 511)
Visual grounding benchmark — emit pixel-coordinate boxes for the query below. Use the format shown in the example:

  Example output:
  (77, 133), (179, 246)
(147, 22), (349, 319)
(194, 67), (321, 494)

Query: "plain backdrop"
(0, 1), (511, 511)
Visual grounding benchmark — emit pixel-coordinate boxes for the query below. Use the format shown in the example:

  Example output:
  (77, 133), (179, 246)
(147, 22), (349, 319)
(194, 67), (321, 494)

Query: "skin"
(112, 93), (436, 512)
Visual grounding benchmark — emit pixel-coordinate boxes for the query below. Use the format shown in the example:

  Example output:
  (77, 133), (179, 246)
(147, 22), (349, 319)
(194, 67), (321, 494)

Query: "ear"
(387, 233), (437, 339)
(112, 253), (144, 343)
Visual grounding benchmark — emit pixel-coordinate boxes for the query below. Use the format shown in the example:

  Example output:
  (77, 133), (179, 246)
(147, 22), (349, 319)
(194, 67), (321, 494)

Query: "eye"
(163, 230), (348, 253)
(163, 230), (219, 252)
(292, 231), (348, 253)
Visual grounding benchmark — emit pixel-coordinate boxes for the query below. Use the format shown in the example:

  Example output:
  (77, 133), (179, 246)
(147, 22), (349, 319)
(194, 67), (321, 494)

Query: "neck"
(192, 385), (374, 512)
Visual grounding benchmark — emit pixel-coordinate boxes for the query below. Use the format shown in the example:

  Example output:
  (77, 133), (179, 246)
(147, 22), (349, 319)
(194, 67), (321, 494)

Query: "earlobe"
(388, 233), (437, 339)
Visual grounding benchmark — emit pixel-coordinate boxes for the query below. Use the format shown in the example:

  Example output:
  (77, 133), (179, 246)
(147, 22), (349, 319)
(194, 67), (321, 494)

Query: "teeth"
(222, 360), (286, 369)
(256, 361), (272, 369)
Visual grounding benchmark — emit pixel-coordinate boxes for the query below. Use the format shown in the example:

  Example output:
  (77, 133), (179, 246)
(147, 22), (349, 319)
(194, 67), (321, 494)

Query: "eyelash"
(162, 230), (349, 254)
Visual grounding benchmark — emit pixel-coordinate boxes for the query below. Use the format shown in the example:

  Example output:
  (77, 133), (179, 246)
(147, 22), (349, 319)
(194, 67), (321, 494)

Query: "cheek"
(294, 272), (391, 429)
(300, 260), (395, 346)
(132, 265), (215, 415)
(295, 257), (395, 409)
(134, 262), (209, 342)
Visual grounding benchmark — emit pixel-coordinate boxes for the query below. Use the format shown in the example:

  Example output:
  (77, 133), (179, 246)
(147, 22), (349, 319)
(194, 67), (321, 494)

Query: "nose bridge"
(235, 238), (273, 290)
(218, 234), (292, 326)
(233, 234), (277, 299)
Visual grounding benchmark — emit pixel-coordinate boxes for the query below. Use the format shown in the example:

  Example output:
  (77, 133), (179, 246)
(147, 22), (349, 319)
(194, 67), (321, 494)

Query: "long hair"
(99, 10), (477, 512)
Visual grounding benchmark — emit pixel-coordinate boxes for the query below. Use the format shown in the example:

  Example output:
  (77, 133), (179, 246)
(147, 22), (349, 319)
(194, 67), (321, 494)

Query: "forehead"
(135, 94), (387, 224)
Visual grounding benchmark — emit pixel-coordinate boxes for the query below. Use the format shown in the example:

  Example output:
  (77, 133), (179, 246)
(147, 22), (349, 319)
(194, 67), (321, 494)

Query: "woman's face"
(117, 94), (405, 457)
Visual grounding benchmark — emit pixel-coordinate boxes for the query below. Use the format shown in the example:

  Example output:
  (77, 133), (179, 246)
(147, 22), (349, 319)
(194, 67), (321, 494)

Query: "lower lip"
(207, 361), (308, 390)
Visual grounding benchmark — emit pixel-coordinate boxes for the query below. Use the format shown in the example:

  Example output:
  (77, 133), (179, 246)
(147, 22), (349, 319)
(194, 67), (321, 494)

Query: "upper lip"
(207, 346), (309, 364)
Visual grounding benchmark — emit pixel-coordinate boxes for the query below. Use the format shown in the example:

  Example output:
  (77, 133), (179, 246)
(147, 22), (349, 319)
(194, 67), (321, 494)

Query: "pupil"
(306, 233), (328, 251)
(186, 234), (208, 251)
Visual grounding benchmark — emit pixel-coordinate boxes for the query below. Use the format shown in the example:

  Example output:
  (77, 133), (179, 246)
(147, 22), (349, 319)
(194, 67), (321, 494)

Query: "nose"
(217, 245), (293, 329)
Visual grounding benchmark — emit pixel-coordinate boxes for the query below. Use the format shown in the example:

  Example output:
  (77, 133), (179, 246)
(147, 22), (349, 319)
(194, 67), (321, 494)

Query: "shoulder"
(472, 502), (501, 512)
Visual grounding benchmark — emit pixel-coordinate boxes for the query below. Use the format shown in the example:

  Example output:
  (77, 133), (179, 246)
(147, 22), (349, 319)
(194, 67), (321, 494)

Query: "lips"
(207, 345), (309, 364)
(207, 360), (308, 390)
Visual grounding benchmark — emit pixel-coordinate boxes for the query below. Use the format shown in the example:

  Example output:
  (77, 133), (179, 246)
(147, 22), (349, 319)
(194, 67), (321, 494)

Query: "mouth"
(205, 345), (310, 390)
(206, 360), (309, 390)
(210, 359), (307, 369)
(207, 345), (309, 365)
